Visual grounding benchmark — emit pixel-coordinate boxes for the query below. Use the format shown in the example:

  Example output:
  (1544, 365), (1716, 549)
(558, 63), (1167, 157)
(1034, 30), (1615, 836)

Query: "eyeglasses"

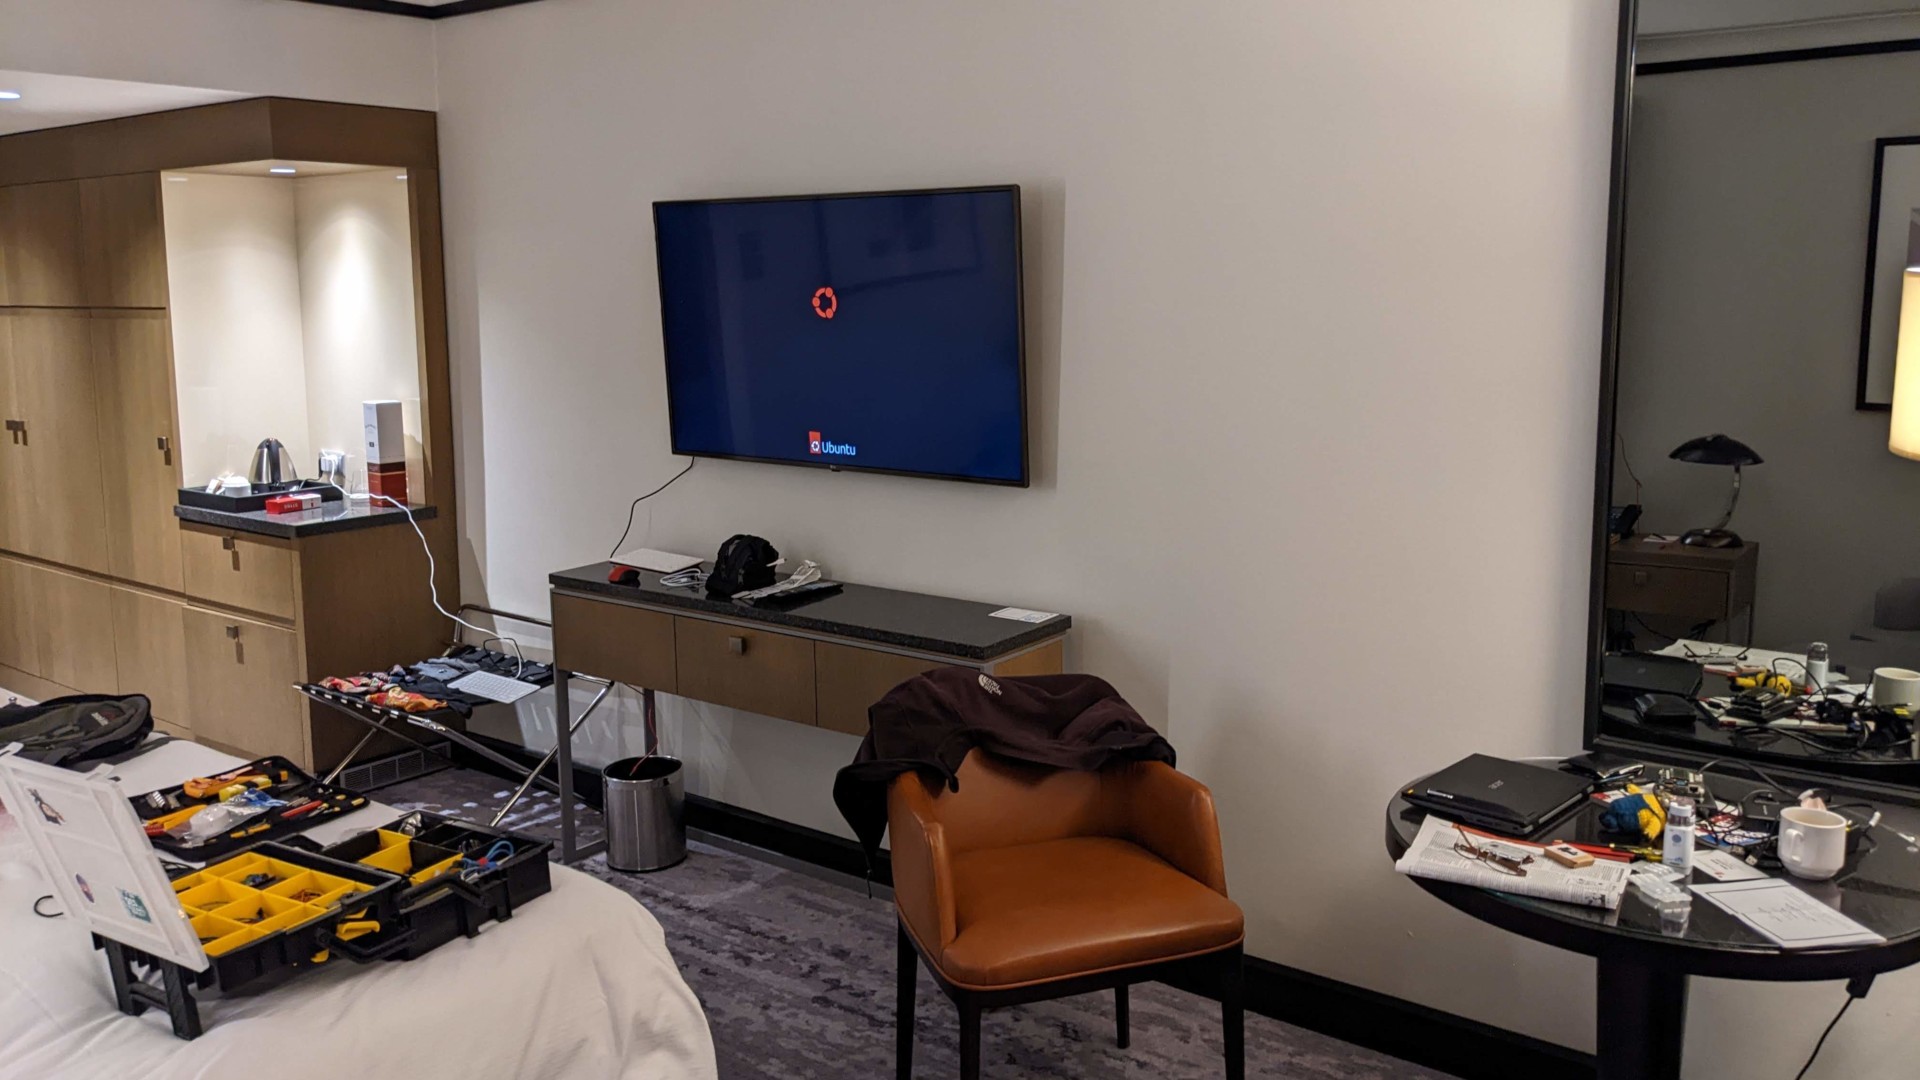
(1453, 835), (1534, 877)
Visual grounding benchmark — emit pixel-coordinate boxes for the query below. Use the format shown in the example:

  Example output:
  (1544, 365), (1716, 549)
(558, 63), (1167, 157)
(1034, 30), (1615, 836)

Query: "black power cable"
(605, 458), (697, 561)
(1793, 997), (1853, 1080)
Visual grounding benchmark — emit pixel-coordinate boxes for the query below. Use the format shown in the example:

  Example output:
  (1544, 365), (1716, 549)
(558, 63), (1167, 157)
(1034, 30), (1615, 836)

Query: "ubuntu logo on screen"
(812, 286), (837, 319)
(808, 430), (856, 458)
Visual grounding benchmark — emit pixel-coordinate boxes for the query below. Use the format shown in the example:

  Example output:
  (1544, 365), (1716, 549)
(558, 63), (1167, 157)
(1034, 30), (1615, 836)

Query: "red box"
(264, 492), (321, 515)
(368, 463), (409, 505)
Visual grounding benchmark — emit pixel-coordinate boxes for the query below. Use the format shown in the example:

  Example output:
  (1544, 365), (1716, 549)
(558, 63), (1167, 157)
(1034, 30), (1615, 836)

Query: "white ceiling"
(1641, 0), (1920, 35)
(0, 69), (247, 138)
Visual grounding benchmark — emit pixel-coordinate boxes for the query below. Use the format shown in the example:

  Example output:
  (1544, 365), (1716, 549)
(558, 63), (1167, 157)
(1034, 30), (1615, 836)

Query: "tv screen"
(653, 186), (1027, 486)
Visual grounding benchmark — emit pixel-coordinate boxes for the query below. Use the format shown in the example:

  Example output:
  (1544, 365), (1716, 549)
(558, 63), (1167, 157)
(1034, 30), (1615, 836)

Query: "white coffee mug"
(1871, 667), (1920, 708)
(1778, 807), (1848, 882)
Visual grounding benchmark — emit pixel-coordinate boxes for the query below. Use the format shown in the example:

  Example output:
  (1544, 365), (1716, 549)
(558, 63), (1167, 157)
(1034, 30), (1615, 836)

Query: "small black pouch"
(706, 534), (780, 596)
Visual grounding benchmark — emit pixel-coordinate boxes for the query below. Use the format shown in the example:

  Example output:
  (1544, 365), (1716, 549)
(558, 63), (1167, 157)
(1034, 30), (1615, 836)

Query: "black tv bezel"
(650, 183), (1031, 488)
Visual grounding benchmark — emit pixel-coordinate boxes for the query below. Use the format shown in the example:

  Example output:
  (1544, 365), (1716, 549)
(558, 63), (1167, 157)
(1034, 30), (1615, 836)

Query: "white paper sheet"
(1691, 879), (1885, 949)
(989, 607), (1059, 623)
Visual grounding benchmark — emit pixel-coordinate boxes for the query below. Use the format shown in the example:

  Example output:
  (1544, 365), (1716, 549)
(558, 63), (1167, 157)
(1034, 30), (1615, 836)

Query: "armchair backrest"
(896, 749), (1134, 855)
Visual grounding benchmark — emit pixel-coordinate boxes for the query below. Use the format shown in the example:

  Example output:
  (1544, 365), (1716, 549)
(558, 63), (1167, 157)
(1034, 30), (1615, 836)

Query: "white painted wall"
(294, 169), (424, 493)
(0, 0), (434, 109)
(432, 0), (1636, 1057)
(162, 173), (313, 484)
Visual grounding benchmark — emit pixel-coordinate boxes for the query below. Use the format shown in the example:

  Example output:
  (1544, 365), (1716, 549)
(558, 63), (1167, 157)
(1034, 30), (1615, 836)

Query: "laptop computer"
(1602, 652), (1703, 700)
(1402, 754), (1593, 836)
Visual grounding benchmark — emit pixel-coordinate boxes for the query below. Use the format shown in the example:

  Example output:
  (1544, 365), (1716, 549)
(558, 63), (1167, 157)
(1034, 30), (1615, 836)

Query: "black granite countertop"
(549, 562), (1069, 661)
(174, 500), (436, 540)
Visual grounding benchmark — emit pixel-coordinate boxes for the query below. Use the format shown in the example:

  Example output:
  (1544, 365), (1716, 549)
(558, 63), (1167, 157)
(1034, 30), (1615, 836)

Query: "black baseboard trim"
(1639, 36), (1920, 76)
(434, 735), (1587, 1080)
(281, 0), (553, 19)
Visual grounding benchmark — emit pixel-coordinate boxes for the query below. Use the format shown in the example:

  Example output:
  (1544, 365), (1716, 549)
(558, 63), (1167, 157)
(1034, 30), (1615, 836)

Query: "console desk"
(546, 562), (1071, 861)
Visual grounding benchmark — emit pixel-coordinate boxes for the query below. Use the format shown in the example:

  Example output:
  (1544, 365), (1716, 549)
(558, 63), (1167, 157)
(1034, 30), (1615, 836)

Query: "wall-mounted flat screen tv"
(653, 185), (1027, 486)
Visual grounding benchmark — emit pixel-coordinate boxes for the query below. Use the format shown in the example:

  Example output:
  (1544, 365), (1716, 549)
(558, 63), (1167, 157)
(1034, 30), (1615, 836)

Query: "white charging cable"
(319, 481), (523, 677)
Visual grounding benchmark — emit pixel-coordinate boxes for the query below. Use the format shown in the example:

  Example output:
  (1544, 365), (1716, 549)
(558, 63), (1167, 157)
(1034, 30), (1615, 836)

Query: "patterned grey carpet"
(377, 766), (1449, 1080)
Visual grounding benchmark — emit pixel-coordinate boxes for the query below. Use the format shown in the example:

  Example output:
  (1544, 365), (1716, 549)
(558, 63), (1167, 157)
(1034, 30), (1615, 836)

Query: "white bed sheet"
(0, 742), (716, 1080)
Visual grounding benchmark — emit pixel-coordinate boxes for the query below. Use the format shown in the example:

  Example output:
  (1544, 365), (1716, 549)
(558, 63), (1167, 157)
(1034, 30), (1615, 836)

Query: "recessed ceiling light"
(166, 176), (188, 182)
(0, 91), (21, 101)
(396, 174), (408, 181)
(269, 167), (297, 175)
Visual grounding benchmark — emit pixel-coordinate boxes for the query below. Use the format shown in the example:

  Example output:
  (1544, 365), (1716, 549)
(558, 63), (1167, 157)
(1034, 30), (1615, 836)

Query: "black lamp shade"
(1668, 434), (1762, 467)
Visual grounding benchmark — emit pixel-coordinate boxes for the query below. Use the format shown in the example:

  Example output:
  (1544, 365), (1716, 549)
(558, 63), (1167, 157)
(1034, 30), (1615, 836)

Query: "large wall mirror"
(1593, 0), (1920, 785)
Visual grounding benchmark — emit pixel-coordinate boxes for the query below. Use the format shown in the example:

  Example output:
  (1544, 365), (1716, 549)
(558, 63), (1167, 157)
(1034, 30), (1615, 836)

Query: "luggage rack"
(295, 676), (616, 851)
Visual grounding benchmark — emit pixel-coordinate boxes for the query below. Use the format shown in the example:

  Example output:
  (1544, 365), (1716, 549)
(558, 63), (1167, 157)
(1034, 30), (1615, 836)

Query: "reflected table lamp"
(1669, 434), (1762, 548)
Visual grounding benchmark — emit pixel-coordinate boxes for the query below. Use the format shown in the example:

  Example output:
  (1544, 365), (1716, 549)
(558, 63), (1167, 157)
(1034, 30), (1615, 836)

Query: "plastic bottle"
(1807, 642), (1830, 689)
(1663, 796), (1696, 875)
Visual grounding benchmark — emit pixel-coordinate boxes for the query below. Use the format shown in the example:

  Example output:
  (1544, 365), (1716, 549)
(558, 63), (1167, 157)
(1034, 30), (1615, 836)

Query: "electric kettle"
(247, 438), (299, 487)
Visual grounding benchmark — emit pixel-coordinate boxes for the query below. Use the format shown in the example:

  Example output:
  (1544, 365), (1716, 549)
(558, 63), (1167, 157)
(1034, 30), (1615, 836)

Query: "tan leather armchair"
(889, 750), (1244, 1079)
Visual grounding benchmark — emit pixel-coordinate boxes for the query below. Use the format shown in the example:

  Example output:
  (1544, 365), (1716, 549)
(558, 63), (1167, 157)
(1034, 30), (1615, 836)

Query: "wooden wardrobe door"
(8, 311), (108, 572)
(0, 317), (26, 556)
(0, 181), (85, 307)
(80, 174), (169, 308)
(94, 311), (182, 590)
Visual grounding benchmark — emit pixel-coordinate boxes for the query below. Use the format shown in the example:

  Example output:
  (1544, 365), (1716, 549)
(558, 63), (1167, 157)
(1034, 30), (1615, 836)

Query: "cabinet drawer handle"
(728, 636), (746, 656)
(225, 624), (240, 640)
(1632, 570), (1649, 586)
(157, 435), (172, 466)
(221, 536), (236, 551)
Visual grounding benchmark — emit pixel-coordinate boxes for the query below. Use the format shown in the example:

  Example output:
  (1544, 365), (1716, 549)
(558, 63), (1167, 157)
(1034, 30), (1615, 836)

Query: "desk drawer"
(181, 525), (297, 620)
(1606, 562), (1728, 620)
(674, 617), (815, 726)
(551, 593), (676, 692)
(815, 642), (947, 736)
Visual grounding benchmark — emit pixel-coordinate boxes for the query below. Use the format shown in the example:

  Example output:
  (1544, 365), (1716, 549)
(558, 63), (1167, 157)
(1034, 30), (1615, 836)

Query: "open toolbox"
(129, 755), (368, 862)
(319, 811), (554, 960)
(109, 842), (411, 1037)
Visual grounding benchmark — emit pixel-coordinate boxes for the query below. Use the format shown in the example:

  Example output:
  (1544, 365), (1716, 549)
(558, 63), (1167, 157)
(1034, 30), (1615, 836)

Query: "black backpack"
(706, 534), (781, 597)
(0, 693), (154, 767)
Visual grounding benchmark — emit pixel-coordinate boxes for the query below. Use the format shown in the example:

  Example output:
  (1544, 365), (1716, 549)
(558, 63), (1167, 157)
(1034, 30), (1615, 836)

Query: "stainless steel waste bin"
(603, 756), (686, 872)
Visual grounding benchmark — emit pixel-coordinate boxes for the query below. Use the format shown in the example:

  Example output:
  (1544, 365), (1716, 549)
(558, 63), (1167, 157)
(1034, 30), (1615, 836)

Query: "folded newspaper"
(1394, 815), (1632, 910)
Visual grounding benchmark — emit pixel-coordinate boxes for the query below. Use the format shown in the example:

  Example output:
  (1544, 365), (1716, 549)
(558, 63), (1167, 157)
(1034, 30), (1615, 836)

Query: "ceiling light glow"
(0, 91), (21, 101)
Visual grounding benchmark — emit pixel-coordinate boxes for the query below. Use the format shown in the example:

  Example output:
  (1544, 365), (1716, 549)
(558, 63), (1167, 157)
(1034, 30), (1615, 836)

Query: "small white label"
(1694, 848), (1767, 882)
(989, 607), (1058, 624)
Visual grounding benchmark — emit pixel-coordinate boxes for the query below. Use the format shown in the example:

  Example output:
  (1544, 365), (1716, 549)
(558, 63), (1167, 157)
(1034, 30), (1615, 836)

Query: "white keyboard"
(449, 670), (540, 704)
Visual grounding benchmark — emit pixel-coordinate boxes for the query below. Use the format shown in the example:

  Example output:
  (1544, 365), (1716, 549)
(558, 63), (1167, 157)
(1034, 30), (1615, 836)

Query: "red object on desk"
(264, 492), (321, 514)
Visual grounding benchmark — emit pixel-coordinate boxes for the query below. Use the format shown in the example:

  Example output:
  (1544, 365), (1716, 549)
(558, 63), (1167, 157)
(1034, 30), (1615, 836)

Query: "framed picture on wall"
(1856, 136), (1920, 411)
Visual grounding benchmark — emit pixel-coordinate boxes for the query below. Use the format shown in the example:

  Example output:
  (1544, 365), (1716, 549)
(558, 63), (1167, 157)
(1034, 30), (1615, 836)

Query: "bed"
(0, 741), (716, 1080)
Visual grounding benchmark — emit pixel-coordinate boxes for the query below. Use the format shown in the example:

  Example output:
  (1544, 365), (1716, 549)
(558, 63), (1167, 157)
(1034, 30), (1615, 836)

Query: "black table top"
(1385, 757), (1920, 981)
(175, 501), (436, 540)
(548, 562), (1070, 662)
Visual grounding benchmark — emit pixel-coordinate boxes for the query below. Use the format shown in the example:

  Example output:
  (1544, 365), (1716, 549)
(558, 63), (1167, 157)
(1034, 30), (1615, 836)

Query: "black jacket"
(832, 668), (1175, 859)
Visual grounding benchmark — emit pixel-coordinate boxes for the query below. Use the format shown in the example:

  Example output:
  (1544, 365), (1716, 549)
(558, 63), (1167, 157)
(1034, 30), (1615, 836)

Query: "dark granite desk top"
(174, 501), (436, 540)
(549, 562), (1070, 661)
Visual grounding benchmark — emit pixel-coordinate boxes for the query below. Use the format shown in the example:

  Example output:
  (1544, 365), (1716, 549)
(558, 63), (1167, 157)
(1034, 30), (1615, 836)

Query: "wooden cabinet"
(814, 642), (945, 736)
(111, 586), (188, 730)
(183, 606), (305, 764)
(0, 181), (85, 307)
(552, 594), (676, 693)
(79, 175), (167, 308)
(5, 311), (108, 572)
(180, 525), (297, 621)
(0, 554), (37, 676)
(0, 318), (25, 555)
(93, 311), (181, 590)
(27, 561), (118, 692)
(674, 616), (817, 726)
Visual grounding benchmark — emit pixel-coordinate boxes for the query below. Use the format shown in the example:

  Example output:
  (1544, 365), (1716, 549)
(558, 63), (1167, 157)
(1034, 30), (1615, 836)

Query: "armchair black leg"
(897, 922), (917, 1080)
(1115, 984), (1130, 1049)
(959, 997), (982, 1080)
(1219, 946), (1244, 1080)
